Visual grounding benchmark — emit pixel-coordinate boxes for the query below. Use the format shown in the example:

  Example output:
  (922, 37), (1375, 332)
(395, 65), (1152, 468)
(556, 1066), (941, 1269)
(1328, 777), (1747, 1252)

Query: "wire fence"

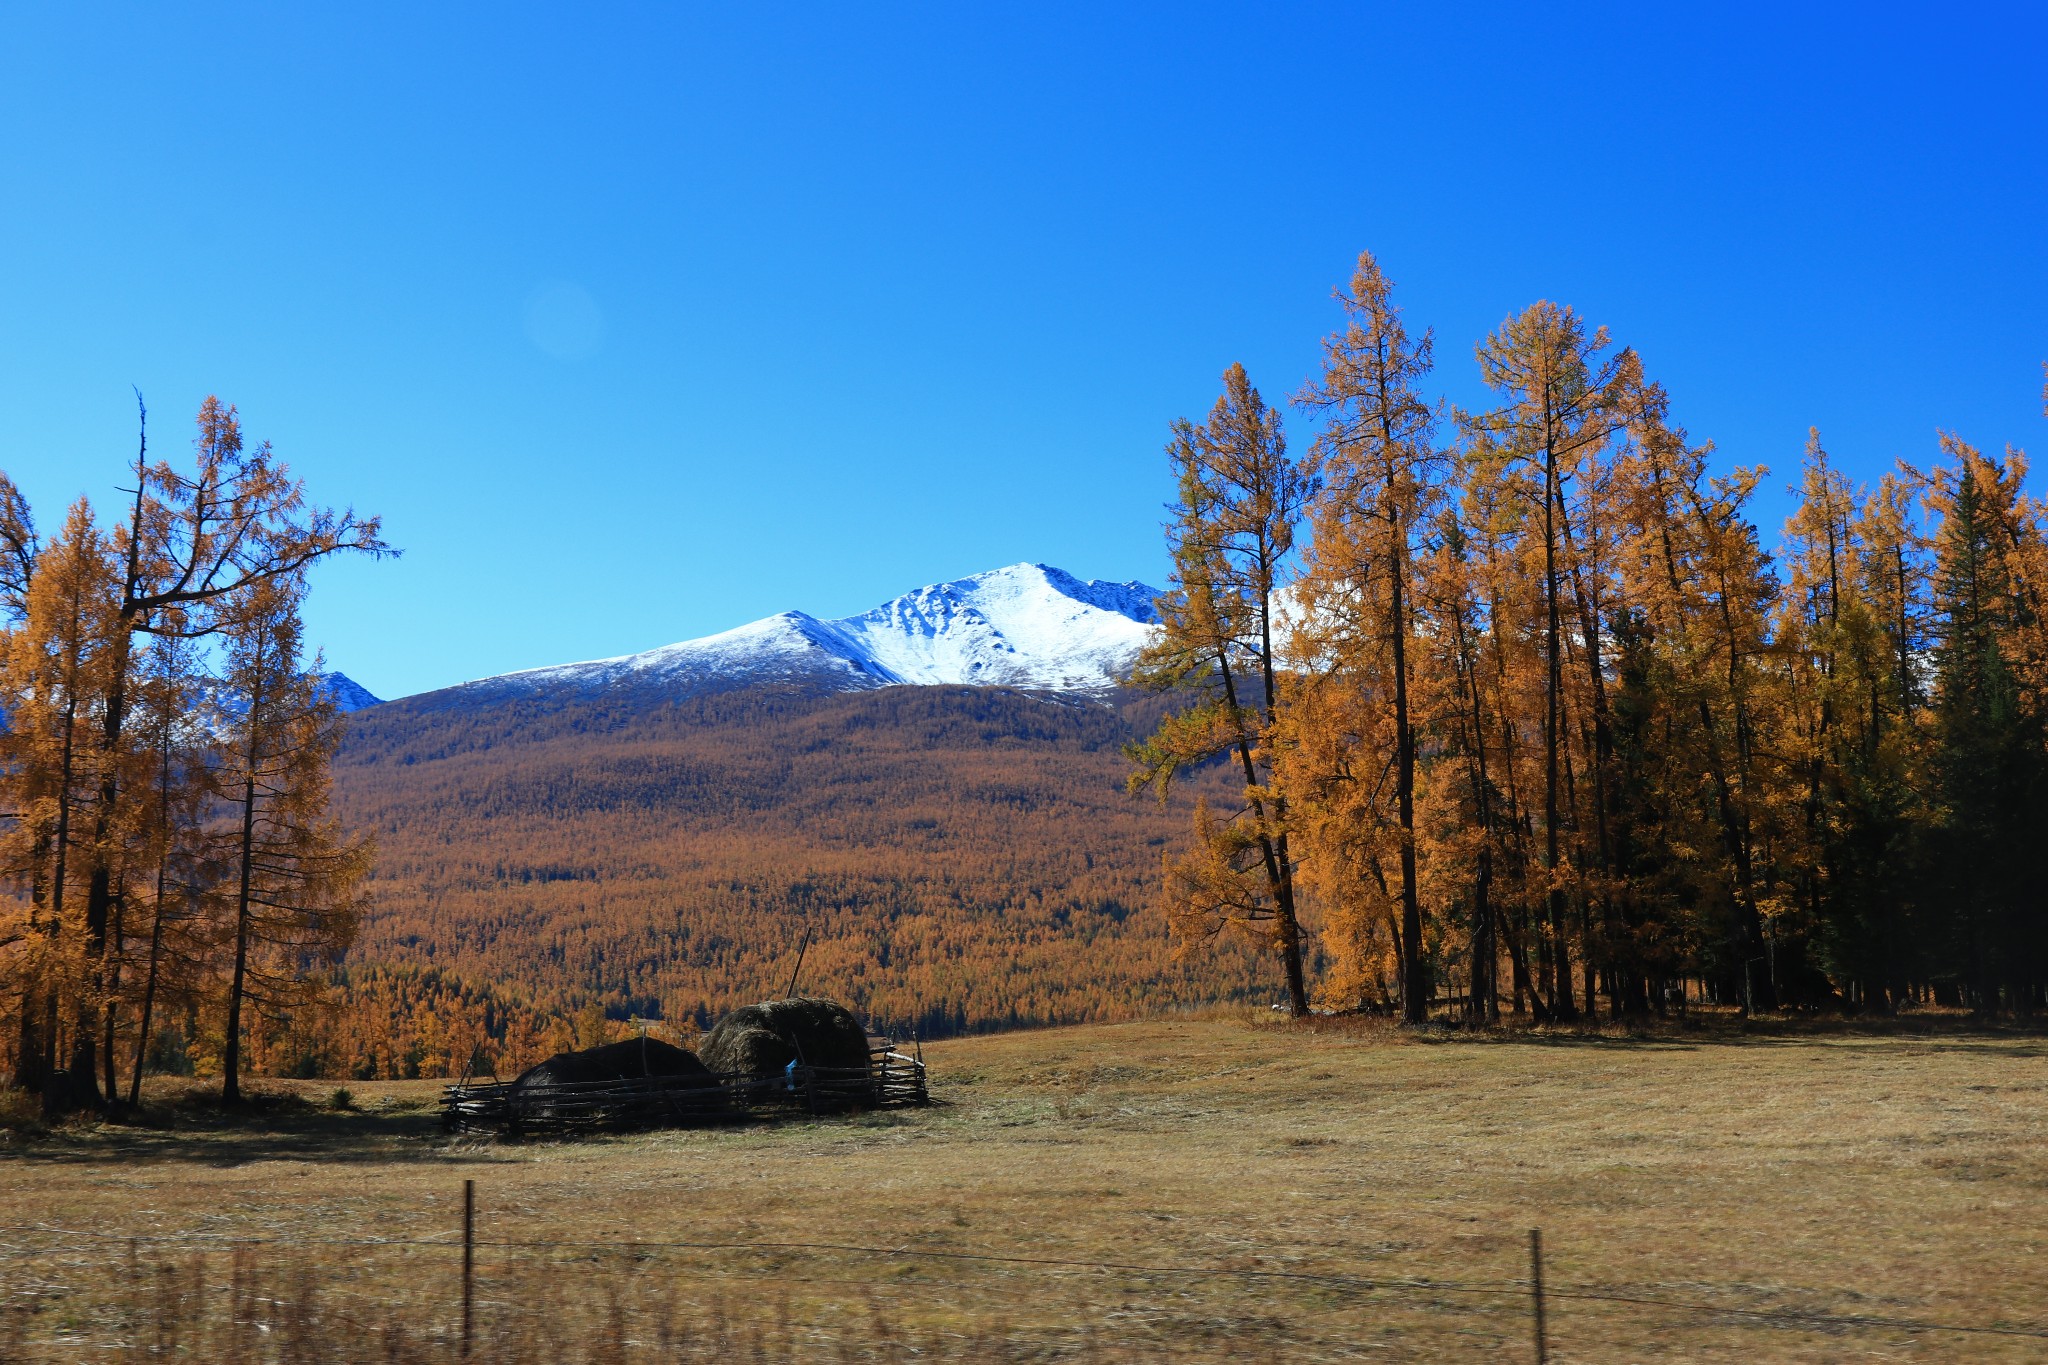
(5, 1203), (2046, 1359)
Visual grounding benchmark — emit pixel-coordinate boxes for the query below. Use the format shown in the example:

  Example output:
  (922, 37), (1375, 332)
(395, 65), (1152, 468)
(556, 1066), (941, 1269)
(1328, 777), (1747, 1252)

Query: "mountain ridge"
(390, 562), (1162, 706)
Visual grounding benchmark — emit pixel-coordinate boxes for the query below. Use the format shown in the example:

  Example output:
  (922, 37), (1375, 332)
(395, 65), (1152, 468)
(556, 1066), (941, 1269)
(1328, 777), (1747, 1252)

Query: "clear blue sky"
(3, 4), (2042, 699)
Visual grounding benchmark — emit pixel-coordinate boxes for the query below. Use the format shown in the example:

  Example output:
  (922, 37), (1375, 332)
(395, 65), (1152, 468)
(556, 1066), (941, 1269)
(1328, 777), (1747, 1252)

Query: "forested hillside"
(309, 684), (1267, 1079)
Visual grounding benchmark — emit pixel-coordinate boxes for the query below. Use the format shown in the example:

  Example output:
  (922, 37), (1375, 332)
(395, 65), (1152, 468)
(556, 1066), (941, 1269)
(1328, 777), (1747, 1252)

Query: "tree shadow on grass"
(1398, 1014), (2048, 1059)
(3, 1085), (921, 1166)
(0, 1087), (504, 1168)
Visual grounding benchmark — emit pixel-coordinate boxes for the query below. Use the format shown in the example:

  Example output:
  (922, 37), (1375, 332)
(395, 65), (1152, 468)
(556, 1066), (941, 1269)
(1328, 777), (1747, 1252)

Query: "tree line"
(1134, 251), (2048, 1023)
(0, 397), (385, 1108)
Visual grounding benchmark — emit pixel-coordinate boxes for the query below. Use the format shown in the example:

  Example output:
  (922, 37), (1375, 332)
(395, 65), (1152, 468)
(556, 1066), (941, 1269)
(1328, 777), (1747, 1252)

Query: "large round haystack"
(701, 997), (872, 1078)
(511, 1036), (716, 1093)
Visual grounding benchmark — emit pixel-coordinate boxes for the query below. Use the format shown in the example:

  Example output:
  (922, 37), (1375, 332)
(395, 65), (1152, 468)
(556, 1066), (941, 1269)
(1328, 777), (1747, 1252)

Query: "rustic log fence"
(440, 1038), (928, 1135)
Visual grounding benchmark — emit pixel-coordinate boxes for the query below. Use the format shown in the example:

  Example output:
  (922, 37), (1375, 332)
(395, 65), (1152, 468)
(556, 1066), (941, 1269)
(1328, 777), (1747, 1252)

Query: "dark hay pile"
(700, 997), (872, 1077)
(511, 1037), (716, 1092)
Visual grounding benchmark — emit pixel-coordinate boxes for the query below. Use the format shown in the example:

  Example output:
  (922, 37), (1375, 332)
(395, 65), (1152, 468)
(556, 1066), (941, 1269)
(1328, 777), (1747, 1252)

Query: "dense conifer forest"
(1138, 252), (2048, 1025)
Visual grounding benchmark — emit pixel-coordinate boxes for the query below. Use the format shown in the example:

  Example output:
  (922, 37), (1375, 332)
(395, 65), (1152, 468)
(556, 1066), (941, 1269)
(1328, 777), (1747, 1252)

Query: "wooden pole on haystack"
(785, 922), (813, 998)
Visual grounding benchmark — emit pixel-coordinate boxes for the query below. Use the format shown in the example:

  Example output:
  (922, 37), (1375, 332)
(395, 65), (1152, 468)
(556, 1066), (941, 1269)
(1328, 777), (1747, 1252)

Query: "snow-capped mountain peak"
(425, 562), (1162, 705)
(315, 672), (383, 713)
(835, 563), (1159, 691)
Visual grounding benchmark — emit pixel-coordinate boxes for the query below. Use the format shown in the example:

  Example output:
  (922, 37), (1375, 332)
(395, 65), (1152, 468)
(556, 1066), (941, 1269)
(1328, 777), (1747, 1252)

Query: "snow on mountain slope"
(478, 610), (892, 694)
(436, 563), (1161, 703)
(315, 672), (384, 713)
(834, 564), (1158, 692)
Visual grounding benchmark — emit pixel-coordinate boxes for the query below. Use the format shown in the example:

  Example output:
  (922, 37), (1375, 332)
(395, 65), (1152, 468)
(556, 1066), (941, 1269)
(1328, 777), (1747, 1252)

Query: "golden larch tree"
(1128, 363), (1315, 1015)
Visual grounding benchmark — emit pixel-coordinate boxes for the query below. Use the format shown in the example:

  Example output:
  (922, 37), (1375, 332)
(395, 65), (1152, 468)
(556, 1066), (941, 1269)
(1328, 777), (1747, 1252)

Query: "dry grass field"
(4, 1011), (2047, 1361)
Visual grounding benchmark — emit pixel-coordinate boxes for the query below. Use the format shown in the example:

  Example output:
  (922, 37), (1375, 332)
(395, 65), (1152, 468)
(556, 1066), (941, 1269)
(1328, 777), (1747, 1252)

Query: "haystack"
(510, 1036), (716, 1094)
(700, 996), (872, 1077)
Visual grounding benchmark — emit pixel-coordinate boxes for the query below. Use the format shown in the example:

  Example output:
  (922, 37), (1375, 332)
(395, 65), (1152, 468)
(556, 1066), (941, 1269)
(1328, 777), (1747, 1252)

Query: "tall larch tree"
(0, 480), (46, 1087)
(123, 625), (214, 1106)
(1773, 429), (1927, 1005)
(217, 576), (371, 1102)
(1288, 251), (1441, 1022)
(1460, 303), (1631, 1020)
(1612, 387), (1781, 1011)
(1, 501), (122, 1105)
(1410, 506), (1511, 1021)
(1128, 364), (1316, 1016)
(60, 395), (386, 1106)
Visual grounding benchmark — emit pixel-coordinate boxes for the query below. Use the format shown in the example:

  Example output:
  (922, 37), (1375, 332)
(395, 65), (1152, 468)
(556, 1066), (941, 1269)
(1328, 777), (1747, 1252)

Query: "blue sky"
(2, 4), (2043, 699)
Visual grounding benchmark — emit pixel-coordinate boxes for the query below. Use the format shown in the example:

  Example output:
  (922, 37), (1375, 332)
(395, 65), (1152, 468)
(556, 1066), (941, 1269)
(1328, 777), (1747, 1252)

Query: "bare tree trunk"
(1387, 507), (1426, 1024)
(1215, 650), (1308, 1015)
(1508, 916), (1534, 1017)
(69, 627), (134, 1109)
(12, 834), (53, 1091)
(129, 735), (177, 1109)
(14, 986), (44, 1092)
(223, 753), (260, 1104)
(1542, 430), (1576, 1019)
(1450, 578), (1500, 1024)
(100, 894), (122, 1105)
(128, 877), (167, 1109)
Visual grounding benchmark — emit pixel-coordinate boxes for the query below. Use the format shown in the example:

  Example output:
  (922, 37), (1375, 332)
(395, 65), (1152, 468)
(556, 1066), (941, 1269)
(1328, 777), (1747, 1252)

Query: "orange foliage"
(307, 684), (1275, 1077)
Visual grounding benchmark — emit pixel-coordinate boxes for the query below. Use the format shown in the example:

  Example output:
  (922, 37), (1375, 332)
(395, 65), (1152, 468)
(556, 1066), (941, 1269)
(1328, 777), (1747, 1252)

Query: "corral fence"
(440, 1038), (929, 1135)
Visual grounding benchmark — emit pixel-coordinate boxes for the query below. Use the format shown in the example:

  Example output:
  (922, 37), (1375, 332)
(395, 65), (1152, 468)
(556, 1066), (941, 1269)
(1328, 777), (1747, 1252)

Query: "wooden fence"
(440, 1040), (928, 1135)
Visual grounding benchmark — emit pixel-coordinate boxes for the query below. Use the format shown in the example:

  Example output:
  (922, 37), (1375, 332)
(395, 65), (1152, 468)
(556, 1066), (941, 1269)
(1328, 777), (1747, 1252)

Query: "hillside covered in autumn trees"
(305, 683), (1269, 1080)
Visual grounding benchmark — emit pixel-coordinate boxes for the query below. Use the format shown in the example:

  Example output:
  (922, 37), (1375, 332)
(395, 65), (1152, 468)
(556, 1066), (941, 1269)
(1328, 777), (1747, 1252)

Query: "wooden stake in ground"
(1530, 1227), (1547, 1364)
(462, 1178), (475, 1357)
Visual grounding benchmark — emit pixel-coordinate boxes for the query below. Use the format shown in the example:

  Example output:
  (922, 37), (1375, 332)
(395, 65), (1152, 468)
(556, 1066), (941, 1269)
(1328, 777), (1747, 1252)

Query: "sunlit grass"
(4, 1010), (2045, 1360)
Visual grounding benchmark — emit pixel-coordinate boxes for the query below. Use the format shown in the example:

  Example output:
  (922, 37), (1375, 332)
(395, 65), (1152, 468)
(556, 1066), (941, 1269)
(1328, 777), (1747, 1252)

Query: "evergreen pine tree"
(1925, 438), (2046, 1012)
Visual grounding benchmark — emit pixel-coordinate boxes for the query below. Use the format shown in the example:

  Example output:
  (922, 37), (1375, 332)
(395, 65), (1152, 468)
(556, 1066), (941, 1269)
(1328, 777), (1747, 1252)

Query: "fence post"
(1529, 1227), (1547, 1365)
(461, 1178), (475, 1358)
